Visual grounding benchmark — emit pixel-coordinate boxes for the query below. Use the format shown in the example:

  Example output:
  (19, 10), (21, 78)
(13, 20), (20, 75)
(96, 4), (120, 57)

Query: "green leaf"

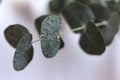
(60, 37), (64, 49)
(41, 15), (62, 58)
(99, 12), (120, 45)
(79, 21), (105, 55)
(106, 0), (119, 13)
(88, 3), (110, 22)
(49, 0), (66, 13)
(4, 24), (29, 48)
(13, 33), (33, 71)
(35, 15), (48, 34)
(76, 0), (93, 4)
(61, 1), (95, 33)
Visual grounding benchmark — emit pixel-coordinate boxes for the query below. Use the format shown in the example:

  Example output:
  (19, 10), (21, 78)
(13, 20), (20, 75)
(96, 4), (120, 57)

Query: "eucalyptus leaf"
(99, 12), (120, 45)
(60, 37), (64, 49)
(79, 21), (105, 55)
(88, 3), (110, 23)
(13, 33), (33, 71)
(61, 1), (95, 33)
(106, 0), (119, 12)
(35, 15), (48, 34)
(4, 24), (29, 48)
(41, 15), (61, 58)
(49, 0), (66, 13)
(76, 0), (93, 4)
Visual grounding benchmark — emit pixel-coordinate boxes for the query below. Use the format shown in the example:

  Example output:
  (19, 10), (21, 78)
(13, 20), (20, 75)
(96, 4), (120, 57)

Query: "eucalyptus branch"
(32, 21), (108, 44)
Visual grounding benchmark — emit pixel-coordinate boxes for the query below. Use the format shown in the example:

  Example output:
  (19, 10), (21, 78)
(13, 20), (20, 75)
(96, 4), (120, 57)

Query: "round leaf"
(35, 15), (48, 34)
(41, 15), (61, 58)
(99, 12), (120, 45)
(61, 1), (95, 33)
(13, 33), (33, 71)
(88, 3), (110, 22)
(4, 24), (29, 48)
(60, 37), (64, 49)
(49, 0), (66, 13)
(79, 21), (105, 55)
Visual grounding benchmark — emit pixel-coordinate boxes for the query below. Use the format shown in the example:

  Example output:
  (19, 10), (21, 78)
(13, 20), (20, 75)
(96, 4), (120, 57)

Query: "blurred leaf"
(79, 21), (105, 55)
(49, 0), (66, 13)
(106, 1), (119, 12)
(60, 37), (64, 49)
(35, 15), (48, 34)
(41, 15), (62, 58)
(99, 12), (120, 45)
(61, 1), (95, 33)
(88, 3), (110, 23)
(106, 0), (120, 17)
(4, 24), (29, 48)
(13, 33), (33, 71)
(76, 0), (93, 4)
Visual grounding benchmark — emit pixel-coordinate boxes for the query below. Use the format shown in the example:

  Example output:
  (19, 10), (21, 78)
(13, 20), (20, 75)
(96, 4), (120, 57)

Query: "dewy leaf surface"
(100, 12), (120, 45)
(4, 24), (29, 48)
(13, 33), (33, 71)
(41, 15), (61, 58)
(79, 21), (105, 55)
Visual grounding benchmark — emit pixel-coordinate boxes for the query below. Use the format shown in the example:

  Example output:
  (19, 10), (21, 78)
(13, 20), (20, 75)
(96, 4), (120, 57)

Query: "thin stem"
(60, 26), (85, 35)
(95, 21), (108, 27)
(60, 21), (108, 35)
(31, 38), (41, 44)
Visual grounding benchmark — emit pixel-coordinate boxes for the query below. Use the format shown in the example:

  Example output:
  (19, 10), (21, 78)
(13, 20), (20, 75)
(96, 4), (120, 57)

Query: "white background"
(0, 0), (120, 80)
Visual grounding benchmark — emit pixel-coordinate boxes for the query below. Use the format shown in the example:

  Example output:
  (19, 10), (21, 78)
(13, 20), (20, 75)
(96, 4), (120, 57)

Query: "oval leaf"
(13, 33), (33, 71)
(41, 15), (61, 58)
(49, 0), (66, 13)
(60, 37), (64, 49)
(106, 1), (119, 12)
(79, 21), (105, 55)
(61, 1), (95, 33)
(4, 24), (29, 48)
(76, 0), (92, 4)
(35, 15), (48, 34)
(88, 3), (110, 22)
(99, 12), (120, 45)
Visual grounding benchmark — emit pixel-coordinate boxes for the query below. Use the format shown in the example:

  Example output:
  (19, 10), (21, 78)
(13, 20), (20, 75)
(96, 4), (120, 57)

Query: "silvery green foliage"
(40, 15), (62, 58)
(3, 0), (120, 71)
(13, 33), (33, 71)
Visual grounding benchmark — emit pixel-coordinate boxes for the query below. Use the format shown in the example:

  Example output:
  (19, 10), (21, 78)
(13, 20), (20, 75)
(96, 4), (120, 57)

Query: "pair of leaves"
(61, 1), (95, 33)
(13, 33), (33, 71)
(79, 12), (120, 55)
(4, 24), (29, 48)
(4, 24), (33, 71)
(99, 12), (120, 45)
(35, 15), (64, 58)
